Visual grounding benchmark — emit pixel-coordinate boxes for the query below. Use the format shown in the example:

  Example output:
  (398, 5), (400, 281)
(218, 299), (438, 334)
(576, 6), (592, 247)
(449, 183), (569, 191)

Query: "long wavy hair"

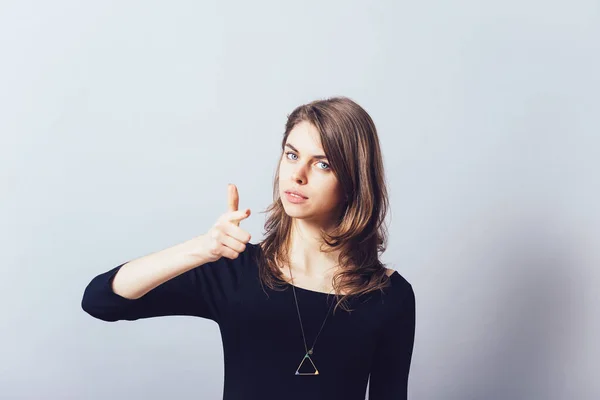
(254, 96), (392, 313)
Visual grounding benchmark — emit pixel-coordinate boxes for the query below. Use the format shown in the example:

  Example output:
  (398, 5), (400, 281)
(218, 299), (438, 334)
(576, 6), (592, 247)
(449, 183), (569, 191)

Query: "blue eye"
(285, 151), (330, 170)
(317, 161), (330, 170)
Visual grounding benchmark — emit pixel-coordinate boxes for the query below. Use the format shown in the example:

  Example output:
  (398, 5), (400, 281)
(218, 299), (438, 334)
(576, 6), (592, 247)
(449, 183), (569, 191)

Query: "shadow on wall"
(421, 204), (586, 400)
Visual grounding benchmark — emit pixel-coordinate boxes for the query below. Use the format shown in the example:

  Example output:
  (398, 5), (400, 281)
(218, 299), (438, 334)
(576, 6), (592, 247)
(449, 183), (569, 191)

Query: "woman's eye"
(285, 151), (330, 170)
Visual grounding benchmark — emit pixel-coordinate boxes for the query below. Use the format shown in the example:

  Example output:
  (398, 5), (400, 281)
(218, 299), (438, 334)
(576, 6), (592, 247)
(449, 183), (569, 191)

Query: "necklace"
(288, 264), (336, 376)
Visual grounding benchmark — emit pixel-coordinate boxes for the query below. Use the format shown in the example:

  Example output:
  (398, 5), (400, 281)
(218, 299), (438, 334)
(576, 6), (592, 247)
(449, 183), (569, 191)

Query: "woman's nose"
(292, 168), (306, 183)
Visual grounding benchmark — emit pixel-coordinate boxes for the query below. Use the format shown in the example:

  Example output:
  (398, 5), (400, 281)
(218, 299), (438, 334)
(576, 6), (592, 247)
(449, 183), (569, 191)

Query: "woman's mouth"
(284, 191), (308, 204)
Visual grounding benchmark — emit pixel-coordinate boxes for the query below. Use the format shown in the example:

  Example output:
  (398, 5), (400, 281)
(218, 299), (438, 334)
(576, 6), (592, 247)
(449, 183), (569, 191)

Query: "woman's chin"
(284, 209), (306, 218)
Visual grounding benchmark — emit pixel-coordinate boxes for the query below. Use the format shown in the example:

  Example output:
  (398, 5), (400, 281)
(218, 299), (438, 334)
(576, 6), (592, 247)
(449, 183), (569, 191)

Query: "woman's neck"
(286, 218), (342, 278)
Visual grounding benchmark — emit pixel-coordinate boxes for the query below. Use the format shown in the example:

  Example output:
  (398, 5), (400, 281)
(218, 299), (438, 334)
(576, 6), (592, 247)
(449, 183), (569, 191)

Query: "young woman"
(82, 96), (416, 400)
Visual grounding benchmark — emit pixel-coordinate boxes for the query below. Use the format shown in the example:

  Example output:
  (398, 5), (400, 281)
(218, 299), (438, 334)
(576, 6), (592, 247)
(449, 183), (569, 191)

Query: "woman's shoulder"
(381, 267), (414, 306)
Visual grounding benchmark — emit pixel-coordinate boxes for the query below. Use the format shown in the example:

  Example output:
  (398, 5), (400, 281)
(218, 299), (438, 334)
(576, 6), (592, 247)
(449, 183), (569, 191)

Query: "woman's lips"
(285, 192), (308, 203)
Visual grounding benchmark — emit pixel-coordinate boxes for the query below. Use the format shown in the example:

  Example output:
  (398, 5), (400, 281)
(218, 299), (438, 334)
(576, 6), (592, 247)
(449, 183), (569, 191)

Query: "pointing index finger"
(228, 184), (239, 213)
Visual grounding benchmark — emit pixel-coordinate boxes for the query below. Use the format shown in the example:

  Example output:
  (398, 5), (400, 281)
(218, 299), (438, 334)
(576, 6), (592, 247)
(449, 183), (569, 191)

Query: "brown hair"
(254, 96), (393, 313)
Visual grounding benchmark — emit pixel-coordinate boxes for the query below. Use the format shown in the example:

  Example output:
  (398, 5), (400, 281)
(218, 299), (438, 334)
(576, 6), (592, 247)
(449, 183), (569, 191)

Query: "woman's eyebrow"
(285, 143), (328, 160)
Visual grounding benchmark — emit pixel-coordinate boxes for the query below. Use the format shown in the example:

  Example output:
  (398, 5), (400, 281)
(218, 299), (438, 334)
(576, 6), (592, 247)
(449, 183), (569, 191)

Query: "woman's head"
(276, 96), (389, 247)
(258, 96), (392, 311)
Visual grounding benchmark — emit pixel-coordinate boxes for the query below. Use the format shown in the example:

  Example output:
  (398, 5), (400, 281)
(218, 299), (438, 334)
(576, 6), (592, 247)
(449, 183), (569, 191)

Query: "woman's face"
(278, 120), (346, 225)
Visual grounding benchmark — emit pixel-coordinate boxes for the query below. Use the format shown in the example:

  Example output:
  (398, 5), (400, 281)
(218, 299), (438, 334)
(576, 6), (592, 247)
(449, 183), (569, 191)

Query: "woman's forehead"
(287, 122), (324, 154)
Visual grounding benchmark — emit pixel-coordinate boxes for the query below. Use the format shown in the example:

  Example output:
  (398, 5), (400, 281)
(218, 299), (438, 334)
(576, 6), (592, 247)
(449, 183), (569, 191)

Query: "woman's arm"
(368, 284), (416, 399)
(81, 197), (252, 323)
(81, 235), (252, 324)
(109, 236), (211, 300)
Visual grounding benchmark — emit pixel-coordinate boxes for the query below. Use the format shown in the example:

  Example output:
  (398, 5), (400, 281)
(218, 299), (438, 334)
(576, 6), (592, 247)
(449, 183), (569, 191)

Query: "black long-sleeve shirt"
(81, 241), (415, 400)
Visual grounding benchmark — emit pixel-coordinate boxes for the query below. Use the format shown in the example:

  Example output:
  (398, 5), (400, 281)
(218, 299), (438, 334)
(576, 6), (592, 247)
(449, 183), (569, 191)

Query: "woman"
(82, 96), (416, 399)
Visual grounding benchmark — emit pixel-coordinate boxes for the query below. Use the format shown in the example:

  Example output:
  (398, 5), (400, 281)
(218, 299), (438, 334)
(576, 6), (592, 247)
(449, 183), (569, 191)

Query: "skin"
(277, 121), (393, 294)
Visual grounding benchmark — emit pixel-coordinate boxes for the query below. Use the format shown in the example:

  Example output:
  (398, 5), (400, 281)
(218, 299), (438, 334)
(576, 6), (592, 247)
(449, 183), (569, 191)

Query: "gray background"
(1, 1), (598, 399)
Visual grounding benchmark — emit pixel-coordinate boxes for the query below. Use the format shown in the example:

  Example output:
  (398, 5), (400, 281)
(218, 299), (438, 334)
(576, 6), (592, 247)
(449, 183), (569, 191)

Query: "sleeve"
(81, 247), (250, 325)
(368, 284), (416, 400)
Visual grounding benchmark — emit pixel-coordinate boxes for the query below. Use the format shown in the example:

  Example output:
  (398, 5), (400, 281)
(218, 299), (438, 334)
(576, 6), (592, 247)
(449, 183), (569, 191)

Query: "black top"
(81, 242), (415, 400)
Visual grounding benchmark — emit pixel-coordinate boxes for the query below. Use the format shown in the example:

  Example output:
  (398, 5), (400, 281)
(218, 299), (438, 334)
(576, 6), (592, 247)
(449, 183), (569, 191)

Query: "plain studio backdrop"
(1, 1), (598, 399)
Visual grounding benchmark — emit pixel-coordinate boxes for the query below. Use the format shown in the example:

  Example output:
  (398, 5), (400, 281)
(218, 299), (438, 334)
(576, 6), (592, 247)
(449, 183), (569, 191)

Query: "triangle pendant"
(295, 353), (319, 375)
